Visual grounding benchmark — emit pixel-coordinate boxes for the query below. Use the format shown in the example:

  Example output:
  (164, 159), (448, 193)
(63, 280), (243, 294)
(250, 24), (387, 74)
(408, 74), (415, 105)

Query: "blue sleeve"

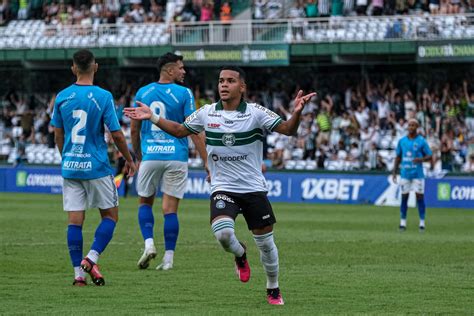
(183, 88), (196, 117)
(422, 138), (432, 156)
(103, 94), (121, 132)
(50, 97), (63, 128)
(396, 139), (402, 157)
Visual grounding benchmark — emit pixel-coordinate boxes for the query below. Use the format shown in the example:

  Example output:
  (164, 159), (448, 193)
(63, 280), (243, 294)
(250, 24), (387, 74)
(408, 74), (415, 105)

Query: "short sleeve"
(50, 97), (63, 128)
(254, 104), (283, 132)
(183, 88), (196, 117)
(103, 93), (121, 132)
(183, 106), (206, 134)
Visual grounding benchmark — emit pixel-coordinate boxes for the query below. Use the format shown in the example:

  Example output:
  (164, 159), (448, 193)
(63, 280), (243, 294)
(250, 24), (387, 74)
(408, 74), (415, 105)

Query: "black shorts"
(210, 191), (277, 230)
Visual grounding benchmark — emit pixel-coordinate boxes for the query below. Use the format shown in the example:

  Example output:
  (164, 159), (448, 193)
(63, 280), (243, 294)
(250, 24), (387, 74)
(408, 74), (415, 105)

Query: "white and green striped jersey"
(184, 100), (283, 193)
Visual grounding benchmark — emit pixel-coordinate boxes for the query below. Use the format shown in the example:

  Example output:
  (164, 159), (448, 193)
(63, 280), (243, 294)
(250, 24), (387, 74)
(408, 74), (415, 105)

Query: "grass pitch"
(0, 193), (473, 315)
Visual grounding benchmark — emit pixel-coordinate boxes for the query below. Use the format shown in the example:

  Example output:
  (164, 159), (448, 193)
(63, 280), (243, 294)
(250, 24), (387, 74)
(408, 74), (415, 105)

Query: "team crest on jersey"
(222, 133), (235, 146)
(216, 200), (226, 209)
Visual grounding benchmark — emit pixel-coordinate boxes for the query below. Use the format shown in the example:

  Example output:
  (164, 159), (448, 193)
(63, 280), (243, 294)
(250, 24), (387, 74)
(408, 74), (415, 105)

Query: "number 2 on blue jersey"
(72, 110), (87, 144)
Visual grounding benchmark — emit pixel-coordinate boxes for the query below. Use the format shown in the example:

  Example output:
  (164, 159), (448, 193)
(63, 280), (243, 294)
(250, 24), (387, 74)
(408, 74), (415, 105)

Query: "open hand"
(294, 90), (317, 113)
(123, 101), (152, 121)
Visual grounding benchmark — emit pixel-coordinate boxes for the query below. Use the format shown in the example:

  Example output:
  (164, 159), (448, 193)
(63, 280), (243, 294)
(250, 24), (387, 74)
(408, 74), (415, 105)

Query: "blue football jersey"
(51, 84), (121, 180)
(396, 135), (432, 179)
(134, 82), (195, 162)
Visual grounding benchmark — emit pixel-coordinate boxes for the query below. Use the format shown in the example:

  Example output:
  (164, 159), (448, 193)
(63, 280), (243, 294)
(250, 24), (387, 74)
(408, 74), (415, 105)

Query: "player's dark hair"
(157, 53), (183, 73)
(73, 49), (95, 73)
(219, 66), (246, 82)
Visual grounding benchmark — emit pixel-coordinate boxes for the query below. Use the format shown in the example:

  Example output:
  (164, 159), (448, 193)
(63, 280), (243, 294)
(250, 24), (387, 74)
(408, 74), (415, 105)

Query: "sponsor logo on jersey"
(222, 133), (235, 146)
(212, 154), (248, 162)
(146, 145), (176, 153)
(225, 120), (234, 124)
(237, 113), (251, 118)
(71, 144), (84, 154)
(216, 200), (226, 209)
(213, 194), (235, 203)
(87, 92), (101, 111)
(208, 112), (221, 117)
(63, 161), (93, 170)
(262, 214), (270, 219)
(208, 123), (221, 129)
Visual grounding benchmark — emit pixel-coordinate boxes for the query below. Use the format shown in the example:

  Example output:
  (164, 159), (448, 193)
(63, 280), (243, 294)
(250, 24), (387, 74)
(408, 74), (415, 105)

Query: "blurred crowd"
(0, 0), (235, 26)
(254, 0), (474, 20)
(1, 0), (473, 28)
(1, 72), (474, 173)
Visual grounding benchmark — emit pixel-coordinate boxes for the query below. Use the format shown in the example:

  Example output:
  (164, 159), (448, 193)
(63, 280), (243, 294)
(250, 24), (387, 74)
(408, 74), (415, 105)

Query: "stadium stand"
(0, 1), (473, 173)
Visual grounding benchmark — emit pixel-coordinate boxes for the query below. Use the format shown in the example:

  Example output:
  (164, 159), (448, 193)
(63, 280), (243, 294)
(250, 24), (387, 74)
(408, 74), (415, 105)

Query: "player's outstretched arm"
(124, 101), (192, 138)
(111, 130), (137, 177)
(274, 90), (316, 136)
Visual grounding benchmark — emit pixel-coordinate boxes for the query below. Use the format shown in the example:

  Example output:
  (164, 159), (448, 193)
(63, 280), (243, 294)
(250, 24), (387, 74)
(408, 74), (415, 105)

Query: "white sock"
(211, 218), (245, 257)
(163, 250), (174, 263)
(86, 250), (100, 264)
(145, 238), (155, 250)
(74, 266), (85, 279)
(400, 219), (407, 227)
(419, 220), (425, 227)
(253, 232), (279, 289)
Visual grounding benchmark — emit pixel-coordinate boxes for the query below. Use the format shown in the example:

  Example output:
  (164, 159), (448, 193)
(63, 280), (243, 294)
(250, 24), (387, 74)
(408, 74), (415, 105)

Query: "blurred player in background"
(392, 119), (432, 232)
(132, 53), (207, 271)
(125, 66), (315, 305)
(51, 49), (136, 286)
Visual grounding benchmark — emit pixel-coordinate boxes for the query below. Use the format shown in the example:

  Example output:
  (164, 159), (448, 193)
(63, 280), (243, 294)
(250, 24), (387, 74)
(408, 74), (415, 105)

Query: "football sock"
(417, 198), (426, 221)
(400, 219), (407, 227)
(211, 218), (245, 257)
(67, 224), (83, 268)
(145, 238), (155, 249)
(400, 194), (409, 221)
(163, 213), (179, 251)
(138, 204), (154, 241)
(74, 266), (85, 279)
(163, 250), (174, 263)
(253, 231), (279, 289)
(90, 218), (116, 257)
(419, 219), (425, 227)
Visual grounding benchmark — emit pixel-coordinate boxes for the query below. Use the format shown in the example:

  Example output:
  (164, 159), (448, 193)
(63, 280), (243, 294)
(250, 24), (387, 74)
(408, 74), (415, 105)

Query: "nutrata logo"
(16, 171), (27, 187)
(437, 183), (451, 201)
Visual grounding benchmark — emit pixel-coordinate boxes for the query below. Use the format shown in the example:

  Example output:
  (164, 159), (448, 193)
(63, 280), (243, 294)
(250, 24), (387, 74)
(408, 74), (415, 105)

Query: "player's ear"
(93, 63), (98, 73)
(240, 81), (246, 94)
(71, 65), (77, 76)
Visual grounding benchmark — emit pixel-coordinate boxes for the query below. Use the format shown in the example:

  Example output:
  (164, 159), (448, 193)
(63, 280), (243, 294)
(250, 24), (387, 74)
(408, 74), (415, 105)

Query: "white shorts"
(400, 178), (425, 194)
(136, 160), (188, 199)
(63, 175), (118, 211)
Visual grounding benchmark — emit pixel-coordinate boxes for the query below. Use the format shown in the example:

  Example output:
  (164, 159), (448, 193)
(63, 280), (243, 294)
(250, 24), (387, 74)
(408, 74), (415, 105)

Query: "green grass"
(1, 193), (473, 315)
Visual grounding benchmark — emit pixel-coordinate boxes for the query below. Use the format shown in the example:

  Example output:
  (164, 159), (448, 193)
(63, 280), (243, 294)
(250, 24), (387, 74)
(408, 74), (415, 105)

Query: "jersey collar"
(215, 99), (247, 113)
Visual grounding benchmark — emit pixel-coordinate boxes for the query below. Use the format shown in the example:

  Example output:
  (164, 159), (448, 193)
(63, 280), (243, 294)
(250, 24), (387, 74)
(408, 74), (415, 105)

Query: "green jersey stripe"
(206, 134), (264, 146)
(205, 128), (263, 139)
(269, 118), (283, 132)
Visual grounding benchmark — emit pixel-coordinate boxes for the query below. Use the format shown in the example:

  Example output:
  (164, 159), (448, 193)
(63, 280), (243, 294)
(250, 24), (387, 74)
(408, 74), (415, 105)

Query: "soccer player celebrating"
(124, 66), (315, 305)
(392, 118), (432, 232)
(51, 49), (136, 286)
(132, 53), (207, 271)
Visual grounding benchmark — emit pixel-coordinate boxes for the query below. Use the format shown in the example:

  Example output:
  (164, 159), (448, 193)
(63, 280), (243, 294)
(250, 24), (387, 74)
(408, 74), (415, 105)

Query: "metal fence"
(0, 14), (473, 50)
